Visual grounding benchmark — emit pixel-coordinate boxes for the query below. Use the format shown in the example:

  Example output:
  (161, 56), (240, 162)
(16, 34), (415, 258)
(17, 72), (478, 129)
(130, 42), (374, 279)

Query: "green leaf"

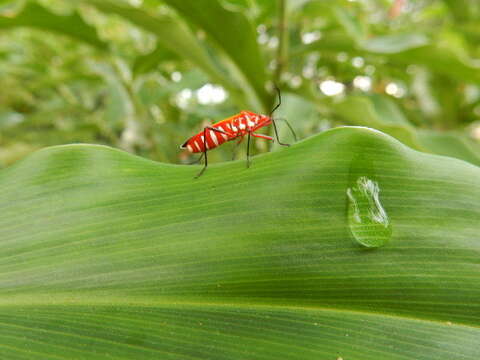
(92, 63), (133, 127)
(286, 0), (311, 13)
(393, 44), (480, 83)
(361, 33), (430, 54)
(334, 94), (480, 166)
(84, 0), (244, 105)
(418, 129), (480, 167)
(0, 2), (107, 49)
(1, 127), (479, 359)
(162, 0), (269, 110)
(442, 0), (480, 22)
(334, 94), (425, 151)
(333, 5), (366, 44)
(133, 44), (177, 75)
(297, 31), (480, 83)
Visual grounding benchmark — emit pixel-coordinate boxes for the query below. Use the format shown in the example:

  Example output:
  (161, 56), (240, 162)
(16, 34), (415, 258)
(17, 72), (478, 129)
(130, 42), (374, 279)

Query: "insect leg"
(272, 117), (297, 141)
(268, 85), (291, 146)
(245, 132), (273, 168)
(231, 135), (245, 160)
(246, 131), (251, 168)
(188, 153), (204, 165)
(271, 118), (290, 147)
(251, 133), (274, 141)
(195, 126), (230, 178)
(195, 128), (208, 178)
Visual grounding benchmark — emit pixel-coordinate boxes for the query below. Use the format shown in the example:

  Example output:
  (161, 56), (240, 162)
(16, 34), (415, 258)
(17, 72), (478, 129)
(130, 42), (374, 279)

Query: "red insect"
(180, 88), (294, 178)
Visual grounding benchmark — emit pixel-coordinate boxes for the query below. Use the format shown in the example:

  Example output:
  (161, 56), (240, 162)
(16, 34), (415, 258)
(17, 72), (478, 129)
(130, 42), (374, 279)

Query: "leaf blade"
(1, 128), (479, 358)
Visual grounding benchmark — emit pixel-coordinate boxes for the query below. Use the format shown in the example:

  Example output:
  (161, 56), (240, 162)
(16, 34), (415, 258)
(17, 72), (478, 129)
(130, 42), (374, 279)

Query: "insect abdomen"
(182, 124), (232, 153)
(181, 112), (265, 153)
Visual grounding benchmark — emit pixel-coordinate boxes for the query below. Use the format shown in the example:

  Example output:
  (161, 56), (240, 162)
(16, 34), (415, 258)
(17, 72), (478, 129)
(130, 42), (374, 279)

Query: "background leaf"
(361, 33), (430, 54)
(162, 0), (269, 110)
(334, 94), (425, 151)
(0, 2), (106, 49)
(2, 0), (480, 169)
(418, 129), (480, 167)
(83, 0), (245, 105)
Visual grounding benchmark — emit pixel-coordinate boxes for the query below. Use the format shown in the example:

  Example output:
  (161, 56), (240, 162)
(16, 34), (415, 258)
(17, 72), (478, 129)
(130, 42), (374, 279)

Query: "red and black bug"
(180, 87), (295, 178)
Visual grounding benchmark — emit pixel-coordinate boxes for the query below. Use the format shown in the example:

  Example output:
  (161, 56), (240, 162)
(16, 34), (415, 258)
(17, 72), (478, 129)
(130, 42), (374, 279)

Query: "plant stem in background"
(269, 0), (287, 139)
(274, 0), (287, 89)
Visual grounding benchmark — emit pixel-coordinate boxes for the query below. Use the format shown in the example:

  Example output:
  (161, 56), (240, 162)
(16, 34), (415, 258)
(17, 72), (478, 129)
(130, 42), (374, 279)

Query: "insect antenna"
(269, 85), (295, 146)
(269, 84), (282, 118)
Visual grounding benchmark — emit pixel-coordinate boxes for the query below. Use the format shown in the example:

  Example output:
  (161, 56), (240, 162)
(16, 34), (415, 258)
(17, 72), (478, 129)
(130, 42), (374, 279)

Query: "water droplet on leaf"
(347, 177), (392, 248)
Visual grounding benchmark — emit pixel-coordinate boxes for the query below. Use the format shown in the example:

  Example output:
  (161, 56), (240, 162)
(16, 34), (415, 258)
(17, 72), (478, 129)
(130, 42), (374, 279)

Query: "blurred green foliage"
(1, 0), (480, 168)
